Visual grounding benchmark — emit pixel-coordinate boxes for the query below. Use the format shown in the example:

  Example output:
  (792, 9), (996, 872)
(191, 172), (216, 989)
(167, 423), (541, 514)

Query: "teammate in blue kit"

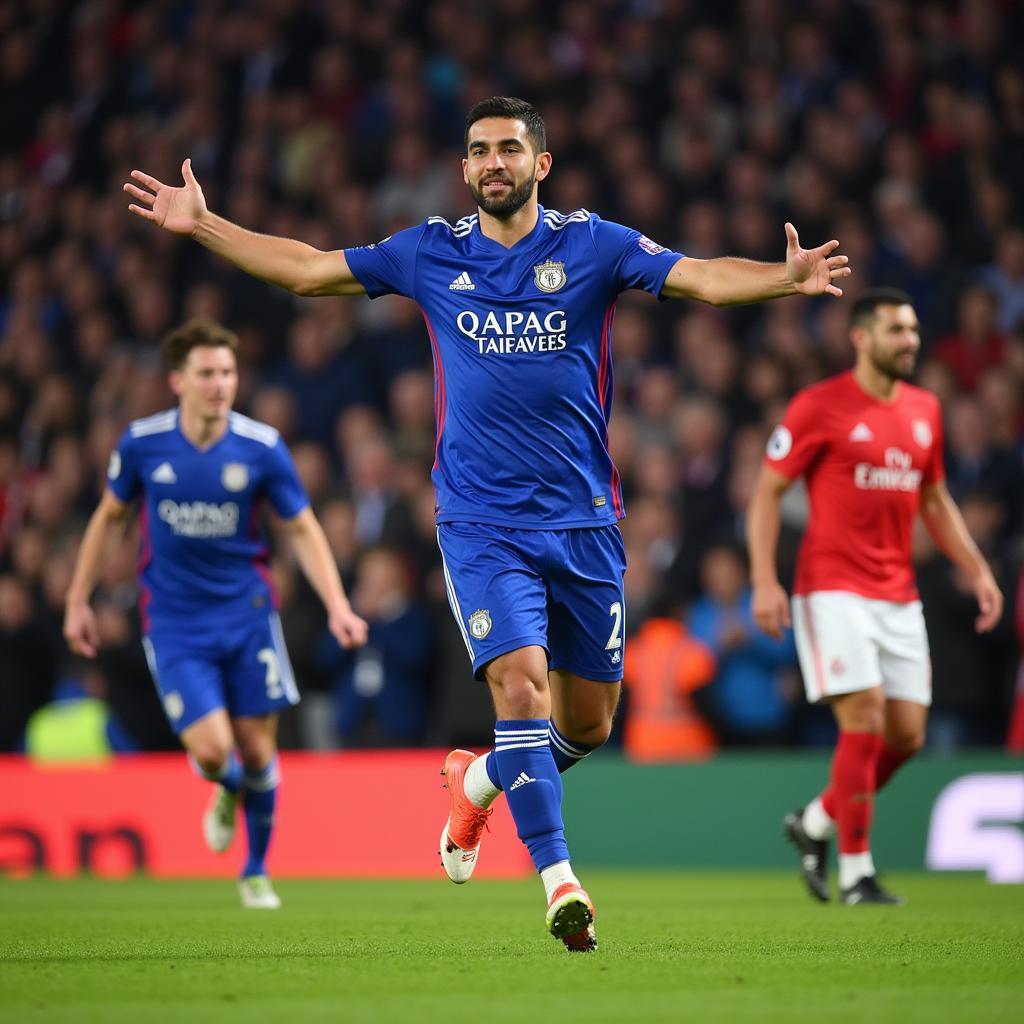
(122, 96), (850, 948)
(64, 319), (368, 909)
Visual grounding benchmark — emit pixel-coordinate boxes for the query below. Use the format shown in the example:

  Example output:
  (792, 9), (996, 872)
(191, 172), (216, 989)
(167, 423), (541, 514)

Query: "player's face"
(172, 345), (238, 421)
(860, 303), (921, 382)
(463, 117), (550, 218)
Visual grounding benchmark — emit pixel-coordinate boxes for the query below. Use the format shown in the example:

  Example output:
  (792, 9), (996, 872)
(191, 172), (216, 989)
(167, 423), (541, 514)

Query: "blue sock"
(189, 751), (243, 794)
(547, 722), (594, 773)
(492, 720), (569, 872)
(241, 757), (279, 878)
(484, 721), (594, 787)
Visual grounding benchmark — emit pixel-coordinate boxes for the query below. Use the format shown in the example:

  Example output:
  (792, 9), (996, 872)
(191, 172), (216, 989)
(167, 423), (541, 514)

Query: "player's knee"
(565, 717), (613, 749)
(491, 671), (548, 719)
(190, 743), (234, 775)
(887, 729), (925, 756)
(237, 742), (275, 772)
(836, 687), (886, 732)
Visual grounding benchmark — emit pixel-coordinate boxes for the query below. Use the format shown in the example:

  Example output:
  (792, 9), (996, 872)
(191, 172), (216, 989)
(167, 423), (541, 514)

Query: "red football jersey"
(765, 371), (945, 601)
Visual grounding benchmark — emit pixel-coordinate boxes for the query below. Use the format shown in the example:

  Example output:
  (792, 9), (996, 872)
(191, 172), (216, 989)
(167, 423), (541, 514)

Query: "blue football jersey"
(345, 207), (683, 528)
(106, 410), (309, 624)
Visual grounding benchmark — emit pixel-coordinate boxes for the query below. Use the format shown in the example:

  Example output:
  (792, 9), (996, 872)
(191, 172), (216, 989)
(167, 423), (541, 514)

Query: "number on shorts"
(258, 647), (283, 700)
(605, 601), (623, 650)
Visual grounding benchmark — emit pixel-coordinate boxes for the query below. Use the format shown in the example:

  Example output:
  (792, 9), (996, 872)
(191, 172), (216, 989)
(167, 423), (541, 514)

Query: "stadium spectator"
(318, 545), (435, 746)
(916, 489), (1019, 751)
(688, 543), (798, 746)
(621, 598), (718, 762)
(932, 285), (1008, 391)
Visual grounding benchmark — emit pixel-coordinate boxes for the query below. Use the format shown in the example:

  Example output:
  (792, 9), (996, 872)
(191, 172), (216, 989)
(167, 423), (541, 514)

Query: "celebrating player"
(64, 319), (368, 909)
(747, 288), (1003, 905)
(122, 96), (850, 949)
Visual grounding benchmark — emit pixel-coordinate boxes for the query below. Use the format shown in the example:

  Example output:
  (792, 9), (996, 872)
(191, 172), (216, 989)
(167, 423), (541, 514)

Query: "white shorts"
(791, 590), (931, 706)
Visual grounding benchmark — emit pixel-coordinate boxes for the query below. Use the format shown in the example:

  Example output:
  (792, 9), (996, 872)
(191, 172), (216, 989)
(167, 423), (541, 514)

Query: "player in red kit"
(747, 288), (1004, 905)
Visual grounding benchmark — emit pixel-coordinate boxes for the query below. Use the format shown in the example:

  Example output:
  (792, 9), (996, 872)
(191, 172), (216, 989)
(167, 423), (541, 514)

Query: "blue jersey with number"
(345, 207), (683, 528)
(106, 410), (309, 626)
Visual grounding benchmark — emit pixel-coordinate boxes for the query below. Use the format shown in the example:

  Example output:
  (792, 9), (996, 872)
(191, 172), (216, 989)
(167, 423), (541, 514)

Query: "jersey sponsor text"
(456, 309), (568, 355)
(854, 448), (922, 492)
(158, 499), (240, 538)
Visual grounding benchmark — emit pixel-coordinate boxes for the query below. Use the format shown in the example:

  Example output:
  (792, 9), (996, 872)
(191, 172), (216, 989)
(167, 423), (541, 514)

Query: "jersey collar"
(472, 204), (548, 254)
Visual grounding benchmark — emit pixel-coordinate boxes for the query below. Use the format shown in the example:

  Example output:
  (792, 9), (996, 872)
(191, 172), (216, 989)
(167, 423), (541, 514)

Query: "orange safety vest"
(622, 617), (718, 761)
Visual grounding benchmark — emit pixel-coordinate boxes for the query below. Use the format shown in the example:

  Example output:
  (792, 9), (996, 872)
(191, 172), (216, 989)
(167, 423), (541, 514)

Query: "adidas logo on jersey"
(449, 271), (476, 291)
(849, 422), (874, 442)
(509, 771), (536, 791)
(151, 462), (177, 483)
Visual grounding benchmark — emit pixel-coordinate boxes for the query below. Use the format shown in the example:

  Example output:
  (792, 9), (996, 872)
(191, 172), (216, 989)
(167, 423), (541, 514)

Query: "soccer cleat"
(546, 883), (597, 952)
(203, 784), (238, 853)
(238, 874), (281, 909)
(783, 808), (830, 902)
(439, 749), (493, 883)
(841, 875), (906, 906)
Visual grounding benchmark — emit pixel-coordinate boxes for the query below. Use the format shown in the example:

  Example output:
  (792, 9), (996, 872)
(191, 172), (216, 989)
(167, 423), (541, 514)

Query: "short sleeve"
(764, 391), (827, 480)
(262, 439), (310, 520)
(590, 217), (684, 298)
(105, 430), (143, 504)
(922, 397), (946, 485)
(344, 224), (426, 300)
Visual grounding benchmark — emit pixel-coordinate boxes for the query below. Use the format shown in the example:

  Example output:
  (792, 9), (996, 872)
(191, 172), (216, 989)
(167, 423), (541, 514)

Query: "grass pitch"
(1, 872), (1021, 1024)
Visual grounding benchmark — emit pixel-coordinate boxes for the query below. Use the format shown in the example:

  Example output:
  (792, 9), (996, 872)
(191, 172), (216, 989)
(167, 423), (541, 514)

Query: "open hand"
(124, 158), (207, 236)
(785, 222), (851, 298)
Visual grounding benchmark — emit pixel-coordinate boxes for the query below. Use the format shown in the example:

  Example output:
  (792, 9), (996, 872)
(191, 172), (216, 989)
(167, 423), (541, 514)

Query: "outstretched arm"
(282, 507), (368, 649)
(747, 466), (794, 639)
(64, 490), (131, 657)
(661, 222), (850, 305)
(919, 482), (1003, 633)
(124, 159), (365, 297)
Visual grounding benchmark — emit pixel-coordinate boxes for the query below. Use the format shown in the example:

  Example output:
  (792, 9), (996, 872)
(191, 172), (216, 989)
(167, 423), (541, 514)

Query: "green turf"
(1, 872), (1021, 1024)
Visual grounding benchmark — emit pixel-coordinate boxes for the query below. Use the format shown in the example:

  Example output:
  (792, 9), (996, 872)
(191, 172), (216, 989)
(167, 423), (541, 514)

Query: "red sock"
(829, 731), (882, 854)
(875, 743), (913, 792)
(821, 787), (836, 820)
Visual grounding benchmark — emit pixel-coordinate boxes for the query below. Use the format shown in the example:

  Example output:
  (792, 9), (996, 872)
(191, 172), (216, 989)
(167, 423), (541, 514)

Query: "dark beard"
(468, 172), (535, 218)
(870, 349), (916, 382)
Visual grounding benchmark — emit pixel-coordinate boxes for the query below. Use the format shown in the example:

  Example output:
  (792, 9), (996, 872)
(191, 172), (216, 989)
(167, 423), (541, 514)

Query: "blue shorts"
(142, 609), (300, 733)
(436, 522), (627, 682)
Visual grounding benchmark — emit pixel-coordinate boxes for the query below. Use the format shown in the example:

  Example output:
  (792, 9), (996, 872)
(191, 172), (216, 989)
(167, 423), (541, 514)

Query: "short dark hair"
(465, 96), (546, 155)
(850, 287), (915, 330)
(162, 319), (239, 370)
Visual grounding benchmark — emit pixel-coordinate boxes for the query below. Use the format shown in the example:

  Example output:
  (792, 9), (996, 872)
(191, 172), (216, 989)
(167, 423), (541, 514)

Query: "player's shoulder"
(541, 207), (594, 233)
(228, 411), (281, 449)
(788, 372), (852, 412)
(898, 381), (942, 414)
(423, 213), (478, 241)
(127, 408), (178, 442)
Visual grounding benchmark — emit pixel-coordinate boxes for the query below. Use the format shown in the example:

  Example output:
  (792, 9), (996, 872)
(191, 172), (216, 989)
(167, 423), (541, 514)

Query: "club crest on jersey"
(534, 260), (566, 293)
(468, 609), (492, 639)
(913, 418), (932, 449)
(221, 462), (249, 492)
(164, 691), (185, 721)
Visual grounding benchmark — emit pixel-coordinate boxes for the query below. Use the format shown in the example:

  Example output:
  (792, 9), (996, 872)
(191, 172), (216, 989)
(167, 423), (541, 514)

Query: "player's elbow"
(288, 250), (335, 296)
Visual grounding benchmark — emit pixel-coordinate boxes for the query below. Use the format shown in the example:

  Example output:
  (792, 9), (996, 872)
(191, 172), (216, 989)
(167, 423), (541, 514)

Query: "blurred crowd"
(1, 0), (1023, 757)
